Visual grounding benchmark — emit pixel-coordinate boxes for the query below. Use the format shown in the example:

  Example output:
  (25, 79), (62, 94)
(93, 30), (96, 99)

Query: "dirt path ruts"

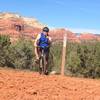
(0, 68), (100, 100)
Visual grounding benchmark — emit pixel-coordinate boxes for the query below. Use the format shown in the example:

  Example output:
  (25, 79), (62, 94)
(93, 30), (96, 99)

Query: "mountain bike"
(38, 46), (49, 75)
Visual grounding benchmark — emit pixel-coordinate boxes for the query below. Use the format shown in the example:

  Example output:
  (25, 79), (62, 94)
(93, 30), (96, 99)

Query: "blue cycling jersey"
(38, 33), (49, 48)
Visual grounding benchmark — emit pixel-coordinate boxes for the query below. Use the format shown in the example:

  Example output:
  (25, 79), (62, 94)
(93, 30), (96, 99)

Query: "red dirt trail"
(0, 68), (100, 100)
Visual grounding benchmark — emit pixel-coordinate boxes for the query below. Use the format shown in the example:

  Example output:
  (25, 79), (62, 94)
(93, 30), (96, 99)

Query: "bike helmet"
(42, 27), (49, 32)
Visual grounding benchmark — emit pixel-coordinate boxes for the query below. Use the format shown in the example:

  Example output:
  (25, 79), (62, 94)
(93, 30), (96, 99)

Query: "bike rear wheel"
(39, 54), (47, 75)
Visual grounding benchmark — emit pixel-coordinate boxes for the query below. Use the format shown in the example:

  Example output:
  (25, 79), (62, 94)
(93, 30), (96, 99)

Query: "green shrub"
(1, 34), (100, 78)
(50, 42), (62, 73)
(51, 41), (100, 78)
(0, 35), (11, 66)
(65, 42), (100, 78)
(8, 38), (34, 69)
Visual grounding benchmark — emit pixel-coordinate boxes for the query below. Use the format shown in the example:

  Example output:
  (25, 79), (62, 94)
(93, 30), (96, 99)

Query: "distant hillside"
(0, 12), (45, 39)
(0, 12), (100, 42)
(0, 12), (74, 41)
(0, 12), (45, 28)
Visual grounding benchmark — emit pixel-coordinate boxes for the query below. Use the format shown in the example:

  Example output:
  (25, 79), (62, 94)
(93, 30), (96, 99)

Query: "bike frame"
(39, 47), (48, 75)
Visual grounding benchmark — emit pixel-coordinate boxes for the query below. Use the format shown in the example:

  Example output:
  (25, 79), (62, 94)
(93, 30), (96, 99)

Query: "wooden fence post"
(61, 32), (67, 75)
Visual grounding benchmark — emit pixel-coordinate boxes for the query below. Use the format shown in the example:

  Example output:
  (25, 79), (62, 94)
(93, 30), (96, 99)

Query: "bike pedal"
(34, 59), (39, 64)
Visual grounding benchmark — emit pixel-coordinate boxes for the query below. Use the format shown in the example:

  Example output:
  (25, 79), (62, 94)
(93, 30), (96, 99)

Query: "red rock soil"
(0, 68), (100, 100)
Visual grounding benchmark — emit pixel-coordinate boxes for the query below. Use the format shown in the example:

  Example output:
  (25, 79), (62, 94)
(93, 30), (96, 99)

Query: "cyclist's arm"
(48, 36), (52, 41)
(34, 34), (41, 47)
(47, 36), (52, 46)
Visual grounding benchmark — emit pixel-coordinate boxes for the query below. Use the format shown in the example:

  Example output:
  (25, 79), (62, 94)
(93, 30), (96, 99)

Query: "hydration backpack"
(38, 33), (49, 48)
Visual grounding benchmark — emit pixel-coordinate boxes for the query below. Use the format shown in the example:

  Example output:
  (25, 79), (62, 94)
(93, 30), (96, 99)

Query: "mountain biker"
(34, 27), (52, 63)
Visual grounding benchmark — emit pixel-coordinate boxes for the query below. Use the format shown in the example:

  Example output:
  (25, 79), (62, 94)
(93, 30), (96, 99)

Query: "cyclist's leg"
(45, 48), (50, 74)
(45, 47), (50, 62)
(34, 47), (40, 63)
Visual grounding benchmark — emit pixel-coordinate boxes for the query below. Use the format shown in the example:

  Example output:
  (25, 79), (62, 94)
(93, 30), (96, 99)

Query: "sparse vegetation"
(0, 35), (100, 78)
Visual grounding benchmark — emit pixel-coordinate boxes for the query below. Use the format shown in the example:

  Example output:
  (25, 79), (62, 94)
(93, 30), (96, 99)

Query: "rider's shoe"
(45, 70), (48, 75)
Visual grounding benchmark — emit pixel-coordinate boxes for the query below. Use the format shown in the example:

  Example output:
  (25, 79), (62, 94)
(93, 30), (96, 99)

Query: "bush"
(51, 41), (100, 78)
(1, 34), (100, 78)
(65, 43), (81, 76)
(65, 42), (100, 78)
(8, 38), (34, 69)
(50, 42), (62, 73)
(0, 35), (11, 66)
